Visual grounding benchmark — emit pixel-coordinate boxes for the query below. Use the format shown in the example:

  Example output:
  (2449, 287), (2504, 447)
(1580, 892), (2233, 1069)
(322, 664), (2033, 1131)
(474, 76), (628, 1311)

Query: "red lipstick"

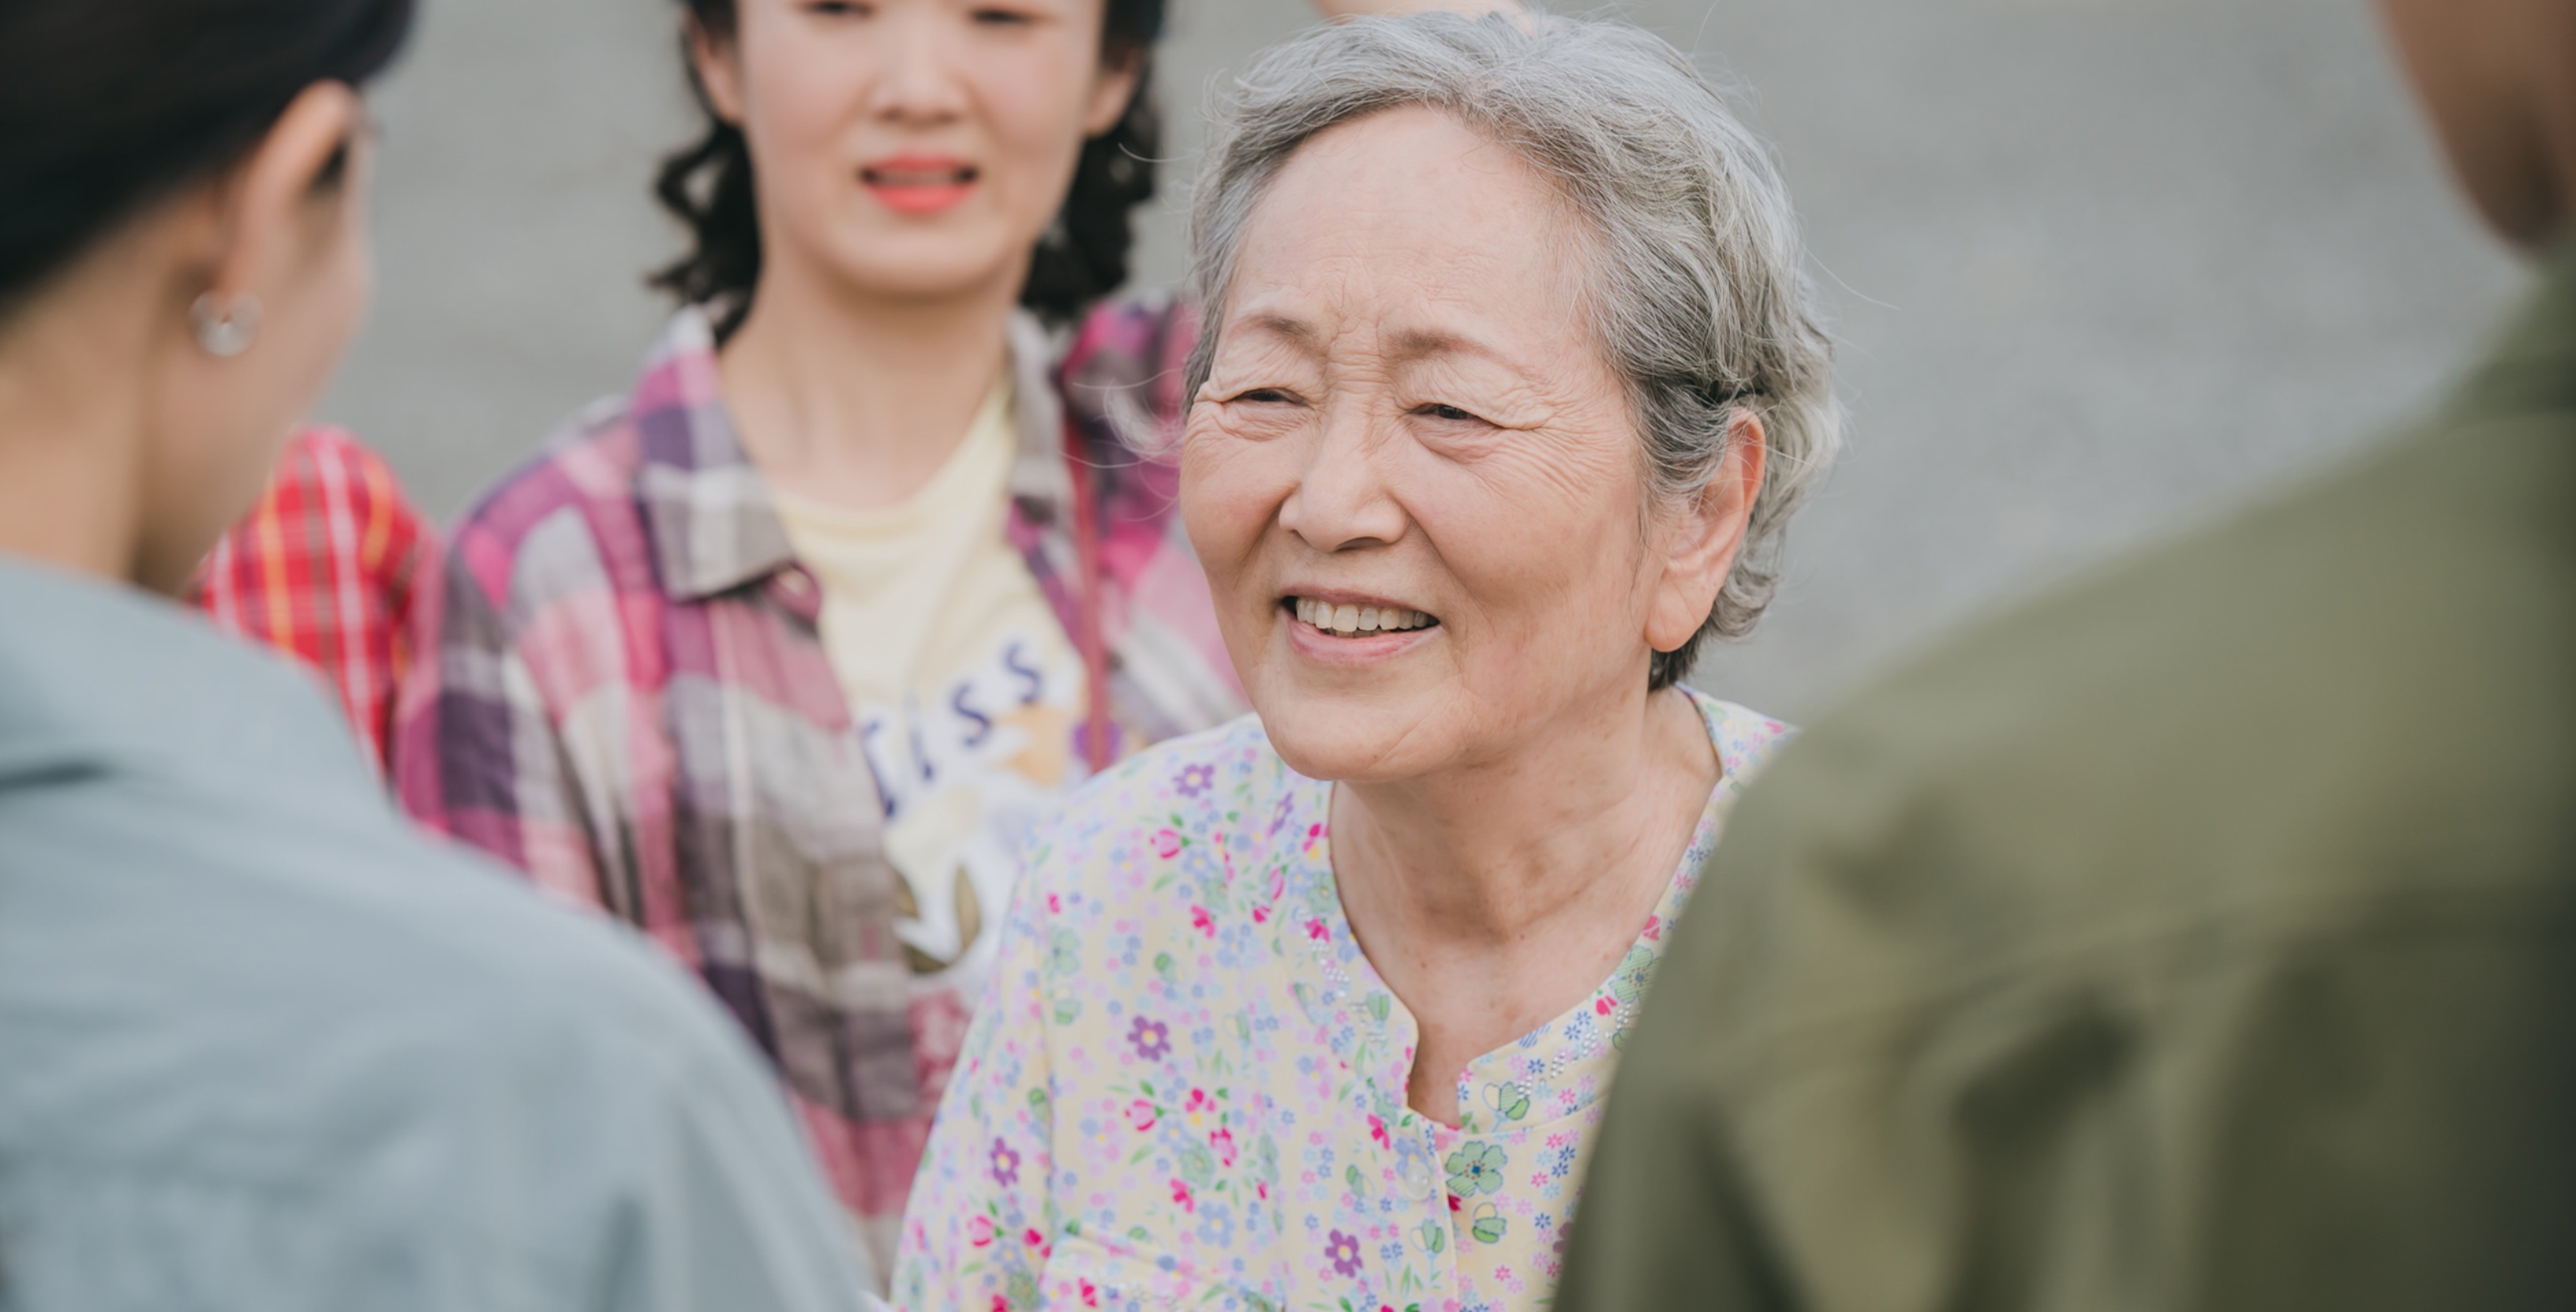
(862, 154), (977, 216)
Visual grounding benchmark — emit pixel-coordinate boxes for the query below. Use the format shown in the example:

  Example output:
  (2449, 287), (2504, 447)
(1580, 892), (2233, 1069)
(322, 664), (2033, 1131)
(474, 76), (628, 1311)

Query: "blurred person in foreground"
(0, 1), (876, 1306)
(194, 424), (436, 775)
(895, 15), (1837, 1310)
(1558, 1), (2576, 1307)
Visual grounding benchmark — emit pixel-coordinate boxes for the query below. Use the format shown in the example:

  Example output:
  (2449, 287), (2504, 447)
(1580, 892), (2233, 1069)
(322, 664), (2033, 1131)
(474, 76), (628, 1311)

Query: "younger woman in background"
(398, 0), (1235, 1270)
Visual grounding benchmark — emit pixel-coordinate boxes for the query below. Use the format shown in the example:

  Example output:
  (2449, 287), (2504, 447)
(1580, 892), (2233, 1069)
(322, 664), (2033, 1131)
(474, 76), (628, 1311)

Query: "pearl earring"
(189, 292), (261, 358)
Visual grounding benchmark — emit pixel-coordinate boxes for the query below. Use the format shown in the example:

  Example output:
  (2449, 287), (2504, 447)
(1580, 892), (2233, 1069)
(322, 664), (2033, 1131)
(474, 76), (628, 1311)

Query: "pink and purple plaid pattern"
(392, 298), (1242, 1261)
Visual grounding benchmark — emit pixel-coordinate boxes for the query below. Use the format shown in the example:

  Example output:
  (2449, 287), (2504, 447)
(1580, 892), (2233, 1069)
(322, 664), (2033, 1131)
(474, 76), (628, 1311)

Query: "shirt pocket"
(1040, 1235), (1279, 1312)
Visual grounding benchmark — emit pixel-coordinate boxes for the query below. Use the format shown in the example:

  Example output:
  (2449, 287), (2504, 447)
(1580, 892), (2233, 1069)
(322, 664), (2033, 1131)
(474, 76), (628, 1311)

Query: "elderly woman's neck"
(1329, 684), (1721, 1123)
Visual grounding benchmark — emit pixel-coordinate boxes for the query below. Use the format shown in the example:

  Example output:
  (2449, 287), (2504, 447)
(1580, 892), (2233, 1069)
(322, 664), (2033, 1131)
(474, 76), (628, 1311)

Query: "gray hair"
(1185, 12), (1840, 688)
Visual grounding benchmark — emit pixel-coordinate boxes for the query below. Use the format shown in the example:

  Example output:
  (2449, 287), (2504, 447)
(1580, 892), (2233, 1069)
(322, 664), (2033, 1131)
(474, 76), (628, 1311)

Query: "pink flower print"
(1047, 893), (1062, 915)
(1190, 905), (1215, 937)
(1595, 995), (1614, 1016)
(988, 1138), (1021, 1187)
(1185, 1087), (1213, 1114)
(1368, 1114), (1391, 1149)
(1171, 1179), (1196, 1212)
(1080, 1278), (1101, 1309)
(1642, 913), (1663, 941)
(1125, 1097), (1158, 1131)
(1257, 1180), (1269, 1200)
(1176, 761), (1215, 797)
(1151, 828), (1182, 859)
(1211, 1126), (1237, 1167)
(1024, 1227), (1046, 1248)
(1127, 1014), (1171, 1060)
(1325, 1228), (1365, 1277)
(1252, 906), (1271, 924)
(1305, 918), (1330, 943)
(966, 1215), (994, 1247)
(991, 1298), (1008, 1312)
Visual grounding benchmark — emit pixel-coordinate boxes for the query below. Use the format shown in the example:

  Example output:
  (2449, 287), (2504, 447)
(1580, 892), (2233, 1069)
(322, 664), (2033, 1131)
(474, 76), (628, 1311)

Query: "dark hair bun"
(0, 0), (415, 313)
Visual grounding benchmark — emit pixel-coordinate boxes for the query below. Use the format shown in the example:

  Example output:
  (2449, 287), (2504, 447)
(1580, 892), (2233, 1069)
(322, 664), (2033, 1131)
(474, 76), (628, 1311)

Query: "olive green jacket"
(1559, 249), (2576, 1311)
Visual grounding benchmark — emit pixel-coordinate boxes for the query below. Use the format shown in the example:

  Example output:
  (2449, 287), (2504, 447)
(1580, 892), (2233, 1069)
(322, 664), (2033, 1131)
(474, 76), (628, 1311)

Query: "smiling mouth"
(862, 163), (977, 187)
(861, 162), (978, 215)
(1287, 596), (1440, 637)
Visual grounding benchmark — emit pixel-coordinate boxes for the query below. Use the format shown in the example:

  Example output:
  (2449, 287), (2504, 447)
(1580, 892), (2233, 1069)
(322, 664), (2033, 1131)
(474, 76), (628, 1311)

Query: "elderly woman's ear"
(1644, 410), (1767, 657)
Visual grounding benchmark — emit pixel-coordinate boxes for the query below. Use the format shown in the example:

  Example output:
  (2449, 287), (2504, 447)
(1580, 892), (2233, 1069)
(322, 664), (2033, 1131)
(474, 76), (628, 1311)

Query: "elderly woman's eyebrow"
(1227, 309), (1328, 351)
(1385, 326), (1506, 364)
(1383, 325), (1552, 388)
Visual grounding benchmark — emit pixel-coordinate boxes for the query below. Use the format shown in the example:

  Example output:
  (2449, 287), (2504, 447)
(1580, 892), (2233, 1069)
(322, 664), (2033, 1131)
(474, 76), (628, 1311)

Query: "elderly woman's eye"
(1419, 403), (1485, 423)
(1234, 388), (1296, 404)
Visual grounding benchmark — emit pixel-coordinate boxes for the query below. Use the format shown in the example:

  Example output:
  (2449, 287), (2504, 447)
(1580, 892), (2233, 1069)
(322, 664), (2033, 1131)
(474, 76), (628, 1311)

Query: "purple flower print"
(988, 1137), (1021, 1188)
(1128, 1014), (1172, 1061)
(1325, 1228), (1365, 1278)
(1176, 761), (1215, 797)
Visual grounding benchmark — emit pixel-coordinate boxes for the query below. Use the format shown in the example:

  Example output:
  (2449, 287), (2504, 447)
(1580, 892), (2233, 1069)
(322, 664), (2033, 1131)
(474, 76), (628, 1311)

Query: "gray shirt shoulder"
(0, 561), (873, 1311)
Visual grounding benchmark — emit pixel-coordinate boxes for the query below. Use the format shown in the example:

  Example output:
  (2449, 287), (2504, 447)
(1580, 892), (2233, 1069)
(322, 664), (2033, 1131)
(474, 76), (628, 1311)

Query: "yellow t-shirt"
(771, 378), (1085, 993)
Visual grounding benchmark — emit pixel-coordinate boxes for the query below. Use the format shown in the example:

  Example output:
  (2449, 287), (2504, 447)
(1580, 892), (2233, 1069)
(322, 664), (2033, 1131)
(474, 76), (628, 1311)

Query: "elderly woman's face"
(1184, 106), (1720, 783)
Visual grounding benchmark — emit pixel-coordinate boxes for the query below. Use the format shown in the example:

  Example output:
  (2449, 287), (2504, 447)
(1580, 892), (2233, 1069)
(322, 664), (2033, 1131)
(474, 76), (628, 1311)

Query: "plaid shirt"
(393, 299), (1243, 1263)
(195, 425), (436, 775)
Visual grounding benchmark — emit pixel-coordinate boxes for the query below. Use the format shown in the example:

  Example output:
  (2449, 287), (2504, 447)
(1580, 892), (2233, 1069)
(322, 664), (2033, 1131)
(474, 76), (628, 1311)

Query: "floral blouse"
(894, 690), (1792, 1312)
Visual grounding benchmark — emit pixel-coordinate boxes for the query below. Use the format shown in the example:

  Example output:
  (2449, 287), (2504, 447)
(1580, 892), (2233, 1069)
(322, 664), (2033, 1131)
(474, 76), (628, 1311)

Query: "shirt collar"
(1005, 309), (1075, 519)
(1268, 689), (1752, 1134)
(634, 305), (1070, 602)
(0, 559), (380, 808)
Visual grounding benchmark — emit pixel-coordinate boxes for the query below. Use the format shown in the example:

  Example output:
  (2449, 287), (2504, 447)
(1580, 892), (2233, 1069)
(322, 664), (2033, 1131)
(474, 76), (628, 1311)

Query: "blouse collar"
(1268, 689), (1766, 1137)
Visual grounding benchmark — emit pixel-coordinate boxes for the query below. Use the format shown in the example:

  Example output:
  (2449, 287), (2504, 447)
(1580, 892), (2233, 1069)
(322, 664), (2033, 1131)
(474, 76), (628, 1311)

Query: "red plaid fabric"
(194, 426), (436, 775)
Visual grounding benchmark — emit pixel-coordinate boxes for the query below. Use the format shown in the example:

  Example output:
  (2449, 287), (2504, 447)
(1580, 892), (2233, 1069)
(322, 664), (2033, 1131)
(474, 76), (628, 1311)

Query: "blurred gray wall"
(327, 0), (2524, 718)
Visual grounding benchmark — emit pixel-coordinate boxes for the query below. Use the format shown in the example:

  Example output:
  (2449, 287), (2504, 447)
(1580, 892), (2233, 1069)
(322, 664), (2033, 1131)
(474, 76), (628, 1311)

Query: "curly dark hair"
(651, 0), (1165, 340)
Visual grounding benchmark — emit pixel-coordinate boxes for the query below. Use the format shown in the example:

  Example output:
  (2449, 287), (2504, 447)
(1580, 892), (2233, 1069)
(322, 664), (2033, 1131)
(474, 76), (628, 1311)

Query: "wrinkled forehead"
(1215, 104), (1599, 372)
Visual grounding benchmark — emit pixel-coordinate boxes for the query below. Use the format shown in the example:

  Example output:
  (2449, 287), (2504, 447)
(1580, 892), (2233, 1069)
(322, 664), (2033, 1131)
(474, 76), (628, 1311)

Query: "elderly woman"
(895, 13), (1837, 1311)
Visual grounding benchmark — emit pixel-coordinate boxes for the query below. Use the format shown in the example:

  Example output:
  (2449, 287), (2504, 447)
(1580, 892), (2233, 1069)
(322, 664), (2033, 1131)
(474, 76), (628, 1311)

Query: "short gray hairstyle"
(1185, 12), (1840, 688)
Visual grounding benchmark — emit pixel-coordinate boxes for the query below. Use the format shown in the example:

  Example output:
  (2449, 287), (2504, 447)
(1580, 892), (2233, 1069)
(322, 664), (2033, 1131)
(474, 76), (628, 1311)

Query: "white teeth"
(1290, 597), (1435, 634)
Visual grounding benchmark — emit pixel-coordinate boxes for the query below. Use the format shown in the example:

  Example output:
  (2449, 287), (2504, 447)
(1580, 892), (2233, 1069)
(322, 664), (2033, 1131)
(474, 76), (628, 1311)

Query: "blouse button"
(1398, 1147), (1435, 1198)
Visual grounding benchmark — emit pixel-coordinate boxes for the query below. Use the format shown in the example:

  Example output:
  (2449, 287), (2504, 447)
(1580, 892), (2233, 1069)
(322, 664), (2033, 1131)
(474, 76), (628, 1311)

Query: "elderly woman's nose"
(1280, 410), (1407, 553)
